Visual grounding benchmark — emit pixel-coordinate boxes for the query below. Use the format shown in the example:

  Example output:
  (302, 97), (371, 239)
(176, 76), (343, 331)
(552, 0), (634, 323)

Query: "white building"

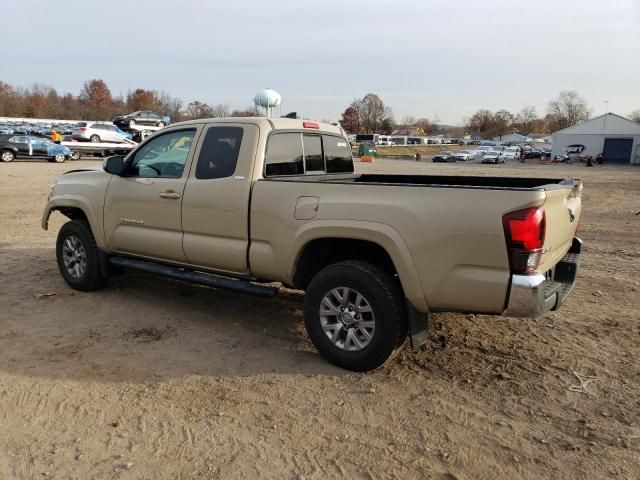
(551, 113), (640, 164)
(492, 133), (531, 144)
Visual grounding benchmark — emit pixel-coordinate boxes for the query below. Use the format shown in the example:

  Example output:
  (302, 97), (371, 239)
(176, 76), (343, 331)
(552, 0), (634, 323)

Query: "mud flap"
(406, 300), (428, 350)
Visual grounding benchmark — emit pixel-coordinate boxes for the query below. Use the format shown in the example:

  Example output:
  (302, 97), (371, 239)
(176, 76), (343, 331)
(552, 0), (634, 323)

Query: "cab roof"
(170, 117), (344, 135)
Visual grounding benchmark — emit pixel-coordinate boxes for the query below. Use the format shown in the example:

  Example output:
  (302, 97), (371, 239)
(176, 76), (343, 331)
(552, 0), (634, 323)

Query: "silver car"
(71, 122), (131, 143)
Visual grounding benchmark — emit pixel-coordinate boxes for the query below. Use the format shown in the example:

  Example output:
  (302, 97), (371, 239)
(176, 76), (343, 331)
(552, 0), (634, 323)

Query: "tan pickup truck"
(43, 118), (583, 371)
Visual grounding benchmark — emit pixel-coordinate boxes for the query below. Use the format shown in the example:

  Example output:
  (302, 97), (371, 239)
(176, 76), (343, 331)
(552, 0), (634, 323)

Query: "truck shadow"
(0, 248), (345, 383)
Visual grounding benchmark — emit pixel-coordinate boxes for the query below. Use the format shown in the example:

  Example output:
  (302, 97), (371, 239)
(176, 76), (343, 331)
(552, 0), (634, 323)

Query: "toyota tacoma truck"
(42, 117), (583, 371)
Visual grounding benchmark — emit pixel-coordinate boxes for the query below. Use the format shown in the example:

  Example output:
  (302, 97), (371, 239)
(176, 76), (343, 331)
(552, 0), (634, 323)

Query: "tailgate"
(538, 178), (582, 272)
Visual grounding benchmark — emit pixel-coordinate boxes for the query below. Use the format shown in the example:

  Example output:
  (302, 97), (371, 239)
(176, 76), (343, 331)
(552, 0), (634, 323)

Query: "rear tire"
(70, 150), (81, 160)
(90, 134), (100, 143)
(128, 119), (136, 127)
(303, 260), (407, 372)
(1, 150), (15, 162)
(157, 121), (165, 127)
(54, 154), (66, 163)
(56, 220), (108, 291)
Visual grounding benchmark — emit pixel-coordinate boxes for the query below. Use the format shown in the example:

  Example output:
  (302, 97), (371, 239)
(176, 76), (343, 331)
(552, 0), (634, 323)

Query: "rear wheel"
(90, 134), (100, 143)
(1, 150), (15, 162)
(128, 119), (136, 127)
(56, 220), (108, 291)
(53, 154), (66, 163)
(303, 260), (407, 371)
(70, 150), (81, 160)
(157, 121), (165, 127)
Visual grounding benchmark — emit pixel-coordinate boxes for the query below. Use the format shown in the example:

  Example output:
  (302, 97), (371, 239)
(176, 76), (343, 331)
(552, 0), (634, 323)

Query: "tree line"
(341, 90), (640, 138)
(0, 79), (258, 122)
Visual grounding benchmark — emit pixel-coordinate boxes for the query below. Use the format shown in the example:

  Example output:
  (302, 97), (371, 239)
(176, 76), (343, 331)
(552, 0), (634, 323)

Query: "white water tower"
(253, 88), (281, 117)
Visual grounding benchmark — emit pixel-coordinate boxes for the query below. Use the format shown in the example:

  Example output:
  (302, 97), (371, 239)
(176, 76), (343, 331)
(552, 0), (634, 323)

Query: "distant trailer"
(61, 140), (136, 160)
(355, 134), (379, 144)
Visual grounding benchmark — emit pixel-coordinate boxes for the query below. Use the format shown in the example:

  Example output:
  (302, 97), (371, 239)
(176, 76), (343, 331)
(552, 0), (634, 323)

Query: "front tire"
(70, 149), (81, 160)
(157, 121), (165, 127)
(303, 261), (407, 372)
(56, 220), (108, 291)
(1, 150), (15, 162)
(54, 154), (66, 163)
(128, 119), (136, 127)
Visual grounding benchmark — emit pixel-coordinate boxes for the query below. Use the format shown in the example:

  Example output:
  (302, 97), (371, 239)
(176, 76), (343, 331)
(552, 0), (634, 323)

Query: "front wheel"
(303, 260), (407, 371)
(1, 150), (15, 162)
(128, 119), (136, 127)
(56, 220), (108, 291)
(157, 121), (165, 127)
(70, 149), (81, 160)
(53, 154), (66, 163)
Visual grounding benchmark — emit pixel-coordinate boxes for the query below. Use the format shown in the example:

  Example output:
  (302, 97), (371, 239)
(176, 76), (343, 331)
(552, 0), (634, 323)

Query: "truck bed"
(264, 173), (574, 190)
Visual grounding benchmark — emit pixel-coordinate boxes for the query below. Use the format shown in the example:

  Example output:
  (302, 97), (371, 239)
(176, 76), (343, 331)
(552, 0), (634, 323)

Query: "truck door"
(103, 127), (200, 262)
(181, 123), (258, 274)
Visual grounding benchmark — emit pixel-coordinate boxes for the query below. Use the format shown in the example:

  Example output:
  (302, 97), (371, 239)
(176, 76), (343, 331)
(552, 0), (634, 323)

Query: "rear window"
(265, 132), (353, 177)
(76, 122), (87, 127)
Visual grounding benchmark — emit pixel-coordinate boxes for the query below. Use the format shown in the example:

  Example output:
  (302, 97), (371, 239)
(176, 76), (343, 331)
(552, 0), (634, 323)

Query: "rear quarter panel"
(250, 180), (548, 314)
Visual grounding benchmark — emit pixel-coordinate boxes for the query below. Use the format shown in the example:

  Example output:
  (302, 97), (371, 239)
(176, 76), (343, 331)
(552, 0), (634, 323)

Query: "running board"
(109, 256), (278, 298)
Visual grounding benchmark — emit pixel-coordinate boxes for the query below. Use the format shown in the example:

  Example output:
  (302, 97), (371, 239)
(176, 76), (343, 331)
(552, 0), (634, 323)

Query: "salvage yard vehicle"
(71, 122), (132, 143)
(482, 150), (505, 164)
(432, 151), (456, 162)
(0, 134), (71, 162)
(454, 150), (475, 161)
(113, 111), (169, 129)
(42, 117), (583, 371)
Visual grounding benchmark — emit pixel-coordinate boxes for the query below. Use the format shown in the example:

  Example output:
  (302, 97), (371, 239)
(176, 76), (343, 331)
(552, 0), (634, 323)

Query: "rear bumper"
(504, 237), (582, 317)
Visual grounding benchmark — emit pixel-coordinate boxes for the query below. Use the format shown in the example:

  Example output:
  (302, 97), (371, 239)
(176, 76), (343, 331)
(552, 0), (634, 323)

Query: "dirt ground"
(1, 157), (639, 480)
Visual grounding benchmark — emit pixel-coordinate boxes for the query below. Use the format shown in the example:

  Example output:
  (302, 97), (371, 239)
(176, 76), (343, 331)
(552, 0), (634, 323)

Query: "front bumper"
(504, 237), (582, 317)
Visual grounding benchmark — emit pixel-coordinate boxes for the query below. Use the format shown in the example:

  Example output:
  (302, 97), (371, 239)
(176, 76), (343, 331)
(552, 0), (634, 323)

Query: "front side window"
(128, 129), (195, 178)
(195, 127), (243, 179)
(265, 133), (303, 176)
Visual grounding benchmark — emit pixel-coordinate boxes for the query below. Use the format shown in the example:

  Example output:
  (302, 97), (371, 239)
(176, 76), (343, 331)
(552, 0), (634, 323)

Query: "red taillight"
(79, 128), (86, 131)
(303, 121), (319, 129)
(503, 206), (546, 274)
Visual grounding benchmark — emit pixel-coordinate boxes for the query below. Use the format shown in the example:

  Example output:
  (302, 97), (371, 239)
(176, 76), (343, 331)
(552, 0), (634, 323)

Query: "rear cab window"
(265, 131), (353, 177)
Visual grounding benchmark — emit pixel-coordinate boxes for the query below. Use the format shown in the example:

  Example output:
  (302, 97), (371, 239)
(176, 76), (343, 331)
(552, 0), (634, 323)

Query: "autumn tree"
(490, 110), (515, 139)
(358, 93), (393, 133)
(546, 90), (590, 131)
(339, 104), (360, 133)
(79, 79), (113, 120)
(126, 88), (156, 112)
(467, 109), (494, 137)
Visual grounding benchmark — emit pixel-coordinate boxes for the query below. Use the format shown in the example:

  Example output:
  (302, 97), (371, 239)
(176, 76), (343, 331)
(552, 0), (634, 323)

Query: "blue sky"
(2, 0), (639, 123)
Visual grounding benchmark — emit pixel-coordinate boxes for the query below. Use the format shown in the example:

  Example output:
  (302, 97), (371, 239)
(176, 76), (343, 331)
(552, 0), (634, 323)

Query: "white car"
(455, 150), (475, 161)
(481, 150), (505, 164)
(71, 122), (132, 143)
(473, 146), (494, 159)
(500, 147), (520, 161)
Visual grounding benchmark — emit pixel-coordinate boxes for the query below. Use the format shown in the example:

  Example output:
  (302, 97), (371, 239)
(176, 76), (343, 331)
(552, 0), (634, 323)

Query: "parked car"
(473, 146), (493, 159)
(455, 150), (475, 161)
(481, 150), (505, 164)
(433, 151), (456, 162)
(71, 122), (133, 143)
(0, 126), (14, 134)
(525, 148), (543, 159)
(0, 134), (71, 162)
(42, 117), (583, 372)
(500, 147), (520, 161)
(113, 111), (169, 129)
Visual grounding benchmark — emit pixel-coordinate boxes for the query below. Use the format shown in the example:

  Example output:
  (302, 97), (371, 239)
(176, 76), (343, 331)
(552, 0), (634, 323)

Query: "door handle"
(160, 191), (181, 199)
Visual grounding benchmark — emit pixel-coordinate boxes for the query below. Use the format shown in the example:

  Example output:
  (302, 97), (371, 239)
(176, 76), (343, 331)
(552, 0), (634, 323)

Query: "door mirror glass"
(103, 156), (124, 175)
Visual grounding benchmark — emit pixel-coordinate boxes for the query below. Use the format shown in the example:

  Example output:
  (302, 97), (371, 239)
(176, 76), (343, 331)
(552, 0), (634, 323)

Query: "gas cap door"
(294, 196), (319, 220)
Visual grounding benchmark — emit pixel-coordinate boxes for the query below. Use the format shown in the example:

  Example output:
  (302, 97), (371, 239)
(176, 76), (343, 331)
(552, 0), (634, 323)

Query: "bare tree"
(546, 90), (591, 131)
(517, 106), (537, 134)
(210, 104), (230, 118)
(357, 93), (393, 134)
(415, 118), (438, 136)
(400, 115), (416, 132)
(491, 110), (515, 140)
(629, 109), (640, 123)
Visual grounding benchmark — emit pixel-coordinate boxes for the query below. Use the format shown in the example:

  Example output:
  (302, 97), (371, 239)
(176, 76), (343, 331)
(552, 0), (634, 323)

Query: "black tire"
(157, 121), (165, 127)
(56, 220), (108, 291)
(90, 134), (101, 143)
(70, 150), (81, 161)
(303, 260), (407, 372)
(128, 119), (136, 127)
(53, 154), (66, 163)
(1, 149), (15, 162)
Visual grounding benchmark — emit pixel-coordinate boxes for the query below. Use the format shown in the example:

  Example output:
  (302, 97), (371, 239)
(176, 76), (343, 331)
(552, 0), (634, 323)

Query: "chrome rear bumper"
(504, 237), (582, 317)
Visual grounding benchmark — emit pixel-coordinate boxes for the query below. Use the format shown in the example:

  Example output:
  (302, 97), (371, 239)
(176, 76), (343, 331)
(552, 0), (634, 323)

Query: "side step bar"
(109, 256), (278, 298)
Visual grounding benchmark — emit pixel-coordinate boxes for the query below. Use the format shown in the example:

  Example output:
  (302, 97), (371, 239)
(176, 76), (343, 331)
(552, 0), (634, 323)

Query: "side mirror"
(103, 156), (124, 175)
